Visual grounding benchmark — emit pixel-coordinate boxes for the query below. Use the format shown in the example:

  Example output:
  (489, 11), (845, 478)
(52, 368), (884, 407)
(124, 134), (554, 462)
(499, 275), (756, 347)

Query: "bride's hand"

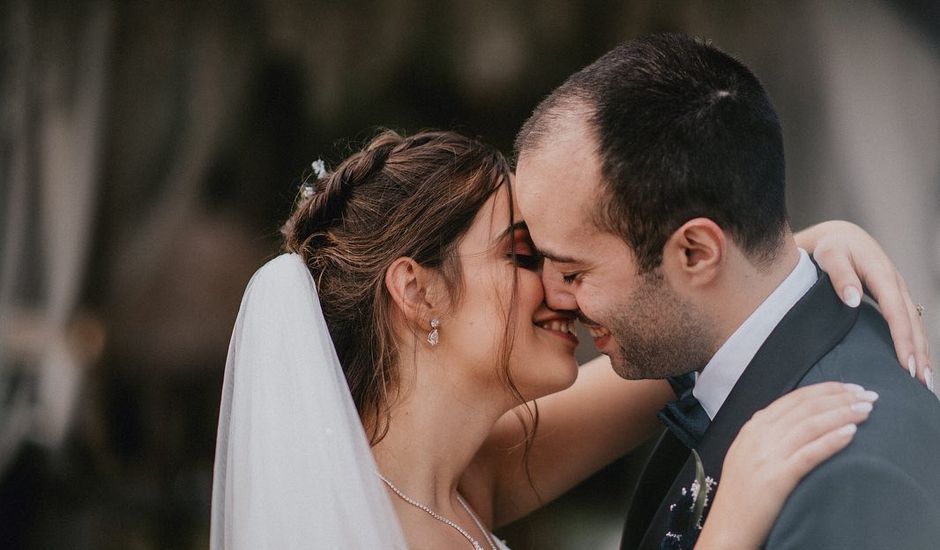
(694, 382), (877, 550)
(795, 220), (931, 387)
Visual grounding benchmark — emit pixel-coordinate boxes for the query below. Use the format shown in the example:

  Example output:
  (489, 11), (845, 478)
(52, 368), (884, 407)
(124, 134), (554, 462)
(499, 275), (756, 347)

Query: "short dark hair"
(516, 33), (788, 272)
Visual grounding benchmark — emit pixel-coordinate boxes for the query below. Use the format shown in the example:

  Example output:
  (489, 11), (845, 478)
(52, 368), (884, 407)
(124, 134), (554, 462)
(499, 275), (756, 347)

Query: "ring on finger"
(916, 303), (926, 318)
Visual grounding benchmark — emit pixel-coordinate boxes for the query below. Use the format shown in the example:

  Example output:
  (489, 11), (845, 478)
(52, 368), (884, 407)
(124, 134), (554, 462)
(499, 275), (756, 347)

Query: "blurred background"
(1, 1), (938, 548)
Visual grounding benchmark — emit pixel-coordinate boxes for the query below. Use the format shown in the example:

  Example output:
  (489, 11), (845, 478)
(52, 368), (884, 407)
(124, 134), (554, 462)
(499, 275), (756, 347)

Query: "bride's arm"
(694, 382), (875, 549)
(795, 220), (930, 383)
(473, 356), (673, 527)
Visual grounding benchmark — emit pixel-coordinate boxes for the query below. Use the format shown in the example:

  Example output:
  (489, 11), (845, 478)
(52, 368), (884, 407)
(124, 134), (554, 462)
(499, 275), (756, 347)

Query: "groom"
(513, 33), (940, 548)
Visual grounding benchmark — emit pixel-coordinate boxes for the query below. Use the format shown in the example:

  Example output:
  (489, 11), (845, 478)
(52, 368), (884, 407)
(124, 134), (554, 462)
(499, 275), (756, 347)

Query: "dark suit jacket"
(621, 270), (940, 549)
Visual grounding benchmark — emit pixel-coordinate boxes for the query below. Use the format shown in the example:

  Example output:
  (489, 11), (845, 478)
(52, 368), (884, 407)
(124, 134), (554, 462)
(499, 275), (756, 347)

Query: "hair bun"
(282, 133), (403, 248)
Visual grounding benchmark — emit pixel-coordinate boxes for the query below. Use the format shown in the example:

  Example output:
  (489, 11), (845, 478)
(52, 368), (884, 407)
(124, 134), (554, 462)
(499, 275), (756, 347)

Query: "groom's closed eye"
(538, 249), (587, 285)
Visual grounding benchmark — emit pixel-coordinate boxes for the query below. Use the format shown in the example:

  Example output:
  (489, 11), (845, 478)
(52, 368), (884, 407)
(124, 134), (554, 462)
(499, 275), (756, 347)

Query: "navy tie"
(657, 372), (711, 450)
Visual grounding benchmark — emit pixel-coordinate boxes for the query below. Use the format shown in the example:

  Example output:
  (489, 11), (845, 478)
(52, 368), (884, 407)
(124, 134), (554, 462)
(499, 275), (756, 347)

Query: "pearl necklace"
(377, 472), (498, 550)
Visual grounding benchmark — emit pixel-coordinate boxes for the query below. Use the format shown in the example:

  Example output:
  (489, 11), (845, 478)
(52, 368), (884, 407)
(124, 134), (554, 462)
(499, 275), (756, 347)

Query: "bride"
(211, 130), (926, 549)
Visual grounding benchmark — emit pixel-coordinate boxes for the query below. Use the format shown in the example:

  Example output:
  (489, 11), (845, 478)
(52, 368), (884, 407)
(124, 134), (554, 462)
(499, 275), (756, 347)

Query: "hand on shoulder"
(694, 382), (877, 549)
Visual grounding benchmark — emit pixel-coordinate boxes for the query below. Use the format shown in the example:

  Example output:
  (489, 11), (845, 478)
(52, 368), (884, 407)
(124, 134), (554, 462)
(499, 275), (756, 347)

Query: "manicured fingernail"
(843, 286), (862, 308)
(837, 424), (858, 436)
(851, 401), (874, 413)
(926, 368), (935, 393)
(843, 383), (866, 395)
(857, 390), (879, 402)
(908, 355), (917, 378)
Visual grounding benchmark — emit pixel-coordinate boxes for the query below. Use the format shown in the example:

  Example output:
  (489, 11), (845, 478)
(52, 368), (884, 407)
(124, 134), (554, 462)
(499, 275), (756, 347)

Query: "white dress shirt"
(693, 249), (818, 420)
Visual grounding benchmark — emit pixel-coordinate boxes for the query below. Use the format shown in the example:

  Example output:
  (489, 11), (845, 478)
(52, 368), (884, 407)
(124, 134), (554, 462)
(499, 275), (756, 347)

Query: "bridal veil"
(210, 254), (407, 549)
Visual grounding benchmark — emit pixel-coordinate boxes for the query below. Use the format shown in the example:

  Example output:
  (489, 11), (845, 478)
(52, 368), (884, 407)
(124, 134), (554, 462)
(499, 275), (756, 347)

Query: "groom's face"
(516, 116), (712, 379)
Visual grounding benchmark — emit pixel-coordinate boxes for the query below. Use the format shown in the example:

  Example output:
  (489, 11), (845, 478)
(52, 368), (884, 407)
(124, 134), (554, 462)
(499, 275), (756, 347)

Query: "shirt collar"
(693, 249), (818, 419)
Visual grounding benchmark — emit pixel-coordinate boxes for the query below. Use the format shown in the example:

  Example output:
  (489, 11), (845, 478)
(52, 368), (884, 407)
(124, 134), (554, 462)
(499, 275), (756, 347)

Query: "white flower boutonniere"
(662, 450), (718, 550)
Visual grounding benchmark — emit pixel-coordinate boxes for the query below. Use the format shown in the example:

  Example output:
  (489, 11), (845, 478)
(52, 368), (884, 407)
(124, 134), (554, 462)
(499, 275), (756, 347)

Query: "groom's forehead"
(520, 168), (604, 220)
(518, 128), (605, 197)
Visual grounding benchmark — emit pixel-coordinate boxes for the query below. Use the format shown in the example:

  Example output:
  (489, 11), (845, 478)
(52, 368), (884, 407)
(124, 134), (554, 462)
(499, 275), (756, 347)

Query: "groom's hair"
(515, 33), (788, 272)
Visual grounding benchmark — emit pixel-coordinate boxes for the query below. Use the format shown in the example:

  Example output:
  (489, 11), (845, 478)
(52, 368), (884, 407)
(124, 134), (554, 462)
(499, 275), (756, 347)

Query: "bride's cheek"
(518, 268), (546, 299)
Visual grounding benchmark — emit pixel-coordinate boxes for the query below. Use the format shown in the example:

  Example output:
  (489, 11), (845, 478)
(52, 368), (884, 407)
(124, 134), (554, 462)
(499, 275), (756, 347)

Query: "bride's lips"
(534, 316), (579, 347)
(585, 323), (612, 352)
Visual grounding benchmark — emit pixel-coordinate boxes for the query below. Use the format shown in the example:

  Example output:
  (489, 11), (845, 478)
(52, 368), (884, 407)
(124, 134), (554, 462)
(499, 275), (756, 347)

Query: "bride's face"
(440, 184), (580, 402)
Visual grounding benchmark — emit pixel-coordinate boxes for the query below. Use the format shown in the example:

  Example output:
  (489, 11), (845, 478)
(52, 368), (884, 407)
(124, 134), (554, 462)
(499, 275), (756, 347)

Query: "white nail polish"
(843, 287), (862, 308)
(851, 401), (873, 413)
(927, 368), (935, 393)
(837, 424), (858, 436)
(909, 356), (917, 378)
(857, 390), (879, 402)
(843, 383), (866, 395)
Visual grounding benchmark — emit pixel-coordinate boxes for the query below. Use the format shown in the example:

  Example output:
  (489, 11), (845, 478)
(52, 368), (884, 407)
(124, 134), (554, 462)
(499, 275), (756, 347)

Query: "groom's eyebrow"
(539, 248), (580, 264)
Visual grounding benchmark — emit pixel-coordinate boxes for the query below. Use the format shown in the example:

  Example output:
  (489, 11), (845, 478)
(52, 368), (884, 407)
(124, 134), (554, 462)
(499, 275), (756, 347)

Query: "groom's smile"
(580, 318), (613, 352)
(514, 112), (648, 371)
(514, 110), (716, 380)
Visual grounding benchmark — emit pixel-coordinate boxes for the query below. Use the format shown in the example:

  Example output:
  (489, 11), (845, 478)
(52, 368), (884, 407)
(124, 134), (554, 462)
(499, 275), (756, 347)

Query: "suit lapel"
(620, 431), (689, 550)
(632, 270), (860, 549)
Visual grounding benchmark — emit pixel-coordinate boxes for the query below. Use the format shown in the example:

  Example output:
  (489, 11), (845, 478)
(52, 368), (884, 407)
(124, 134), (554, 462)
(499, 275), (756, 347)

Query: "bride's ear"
(384, 257), (444, 325)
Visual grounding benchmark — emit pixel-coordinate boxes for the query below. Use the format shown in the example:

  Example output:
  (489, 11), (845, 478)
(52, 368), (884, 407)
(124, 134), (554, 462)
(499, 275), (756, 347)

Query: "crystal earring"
(427, 318), (440, 346)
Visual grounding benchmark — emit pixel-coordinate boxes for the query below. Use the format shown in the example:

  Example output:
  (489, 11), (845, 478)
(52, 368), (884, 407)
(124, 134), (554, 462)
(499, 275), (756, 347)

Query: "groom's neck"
(705, 236), (801, 350)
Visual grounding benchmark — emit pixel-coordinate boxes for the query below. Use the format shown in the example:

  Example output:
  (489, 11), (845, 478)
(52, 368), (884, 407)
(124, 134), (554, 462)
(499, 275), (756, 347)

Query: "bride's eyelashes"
(505, 229), (544, 272)
(511, 253), (544, 272)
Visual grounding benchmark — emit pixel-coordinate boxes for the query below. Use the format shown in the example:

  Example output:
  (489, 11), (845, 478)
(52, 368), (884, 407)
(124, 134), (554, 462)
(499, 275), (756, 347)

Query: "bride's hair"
(281, 130), (536, 449)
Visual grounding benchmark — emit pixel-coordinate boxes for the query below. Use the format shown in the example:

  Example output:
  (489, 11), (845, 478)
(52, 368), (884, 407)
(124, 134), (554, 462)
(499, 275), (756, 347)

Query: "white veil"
(210, 253), (408, 549)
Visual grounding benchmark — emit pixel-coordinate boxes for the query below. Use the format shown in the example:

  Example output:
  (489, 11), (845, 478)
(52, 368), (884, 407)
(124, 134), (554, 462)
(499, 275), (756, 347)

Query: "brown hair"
(281, 130), (535, 450)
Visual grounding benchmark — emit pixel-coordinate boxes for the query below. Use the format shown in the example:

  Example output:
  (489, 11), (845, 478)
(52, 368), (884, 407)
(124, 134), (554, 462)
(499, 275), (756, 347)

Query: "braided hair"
(281, 130), (517, 444)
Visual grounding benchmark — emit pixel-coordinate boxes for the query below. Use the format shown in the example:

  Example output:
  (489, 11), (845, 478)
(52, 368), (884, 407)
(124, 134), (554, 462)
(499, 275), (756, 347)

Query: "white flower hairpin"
(302, 159), (329, 198)
(311, 159), (327, 179)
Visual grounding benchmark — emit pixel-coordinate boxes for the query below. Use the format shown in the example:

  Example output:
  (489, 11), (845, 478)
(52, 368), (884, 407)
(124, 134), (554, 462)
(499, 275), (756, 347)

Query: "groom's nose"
(541, 261), (579, 312)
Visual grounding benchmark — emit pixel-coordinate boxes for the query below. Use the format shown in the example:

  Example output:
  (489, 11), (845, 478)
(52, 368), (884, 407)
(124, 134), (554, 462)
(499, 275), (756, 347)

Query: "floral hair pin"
(302, 159), (329, 198)
(311, 159), (328, 179)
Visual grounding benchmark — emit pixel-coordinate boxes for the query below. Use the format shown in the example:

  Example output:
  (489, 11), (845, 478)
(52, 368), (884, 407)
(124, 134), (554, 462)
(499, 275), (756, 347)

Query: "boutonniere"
(662, 450), (718, 550)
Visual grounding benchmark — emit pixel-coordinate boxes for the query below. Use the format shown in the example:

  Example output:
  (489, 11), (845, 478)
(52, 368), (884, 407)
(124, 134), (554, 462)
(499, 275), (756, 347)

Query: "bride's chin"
(520, 362), (579, 400)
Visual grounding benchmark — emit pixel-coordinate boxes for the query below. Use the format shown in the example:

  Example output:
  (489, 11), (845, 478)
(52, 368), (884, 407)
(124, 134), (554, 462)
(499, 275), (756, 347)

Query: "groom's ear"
(385, 257), (444, 326)
(663, 218), (725, 287)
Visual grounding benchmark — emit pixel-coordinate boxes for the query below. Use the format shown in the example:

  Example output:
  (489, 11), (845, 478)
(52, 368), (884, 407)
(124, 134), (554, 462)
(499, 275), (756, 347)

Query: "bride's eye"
(512, 253), (544, 271)
(506, 230), (542, 271)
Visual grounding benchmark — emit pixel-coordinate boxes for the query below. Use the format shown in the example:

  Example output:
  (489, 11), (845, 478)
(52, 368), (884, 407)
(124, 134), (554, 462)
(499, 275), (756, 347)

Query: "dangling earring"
(427, 318), (440, 346)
